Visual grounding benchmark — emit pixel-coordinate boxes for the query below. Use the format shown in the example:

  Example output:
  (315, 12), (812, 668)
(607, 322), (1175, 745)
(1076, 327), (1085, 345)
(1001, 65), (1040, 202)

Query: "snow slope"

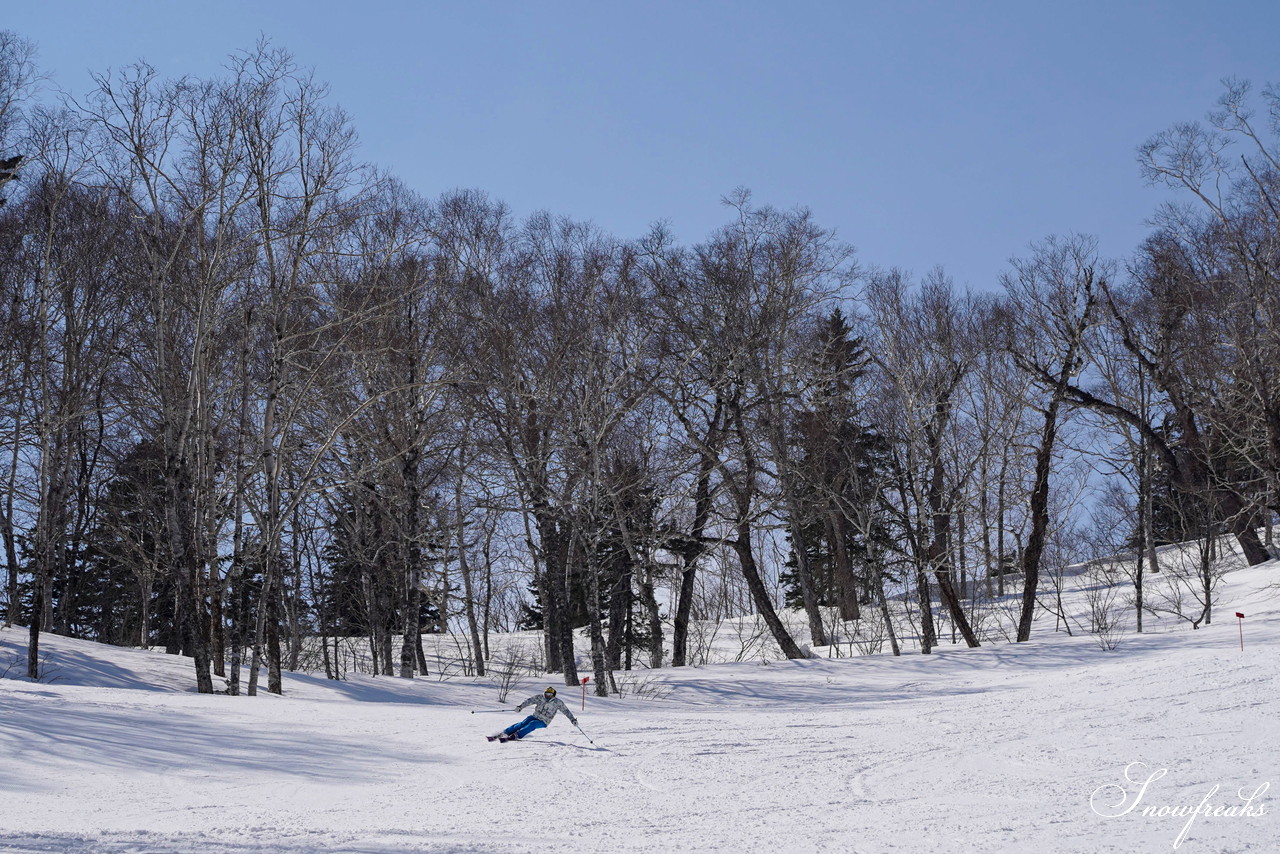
(1, 561), (1277, 853)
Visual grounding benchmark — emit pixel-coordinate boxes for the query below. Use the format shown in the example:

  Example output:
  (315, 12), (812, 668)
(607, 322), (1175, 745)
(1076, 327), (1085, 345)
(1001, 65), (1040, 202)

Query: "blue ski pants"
(504, 716), (548, 739)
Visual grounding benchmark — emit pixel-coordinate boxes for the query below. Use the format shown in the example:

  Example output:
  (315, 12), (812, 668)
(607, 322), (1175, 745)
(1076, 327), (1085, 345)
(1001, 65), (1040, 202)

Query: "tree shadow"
(0, 697), (444, 792)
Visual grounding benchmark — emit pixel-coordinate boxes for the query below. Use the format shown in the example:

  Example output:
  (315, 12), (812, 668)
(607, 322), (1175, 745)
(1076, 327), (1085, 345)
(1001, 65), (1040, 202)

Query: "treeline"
(1, 35), (1277, 693)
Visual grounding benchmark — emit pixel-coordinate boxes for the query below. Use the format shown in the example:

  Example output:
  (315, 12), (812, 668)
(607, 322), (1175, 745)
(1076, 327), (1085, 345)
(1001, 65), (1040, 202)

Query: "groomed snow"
(1, 560), (1276, 853)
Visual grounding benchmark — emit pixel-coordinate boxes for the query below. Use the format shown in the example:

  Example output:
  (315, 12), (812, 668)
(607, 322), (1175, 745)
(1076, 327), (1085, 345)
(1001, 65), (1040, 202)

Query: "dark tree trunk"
(604, 562), (631, 671)
(538, 511), (578, 684)
(227, 557), (247, 695)
(671, 404), (721, 667)
(551, 557), (579, 685)
(399, 450), (423, 679)
(266, 567), (283, 691)
(725, 398), (805, 659)
(584, 542), (610, 697)
(26, 587), (42, 679)
(731, 518), (807, 660)
(636, 572), (663, 669)
(926, 455), (979, 648)
(671, 563), (698, 667)
(2, 429), (20, 627)
(1017, 397), (1061, 643)
(914, 560), (936, 654)
(165, 454), (214, 694)
(826, 512), (861, 622)
(535, 511), (571, 675)
(787, 509), (828, 648)
(209, 582), (225, 678)
(933, 564), (979, 647)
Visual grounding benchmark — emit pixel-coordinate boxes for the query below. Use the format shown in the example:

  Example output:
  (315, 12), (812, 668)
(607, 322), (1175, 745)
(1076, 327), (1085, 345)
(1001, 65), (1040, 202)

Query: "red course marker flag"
(1236, 612), (1246, 651)
(582, 676), (590, 710)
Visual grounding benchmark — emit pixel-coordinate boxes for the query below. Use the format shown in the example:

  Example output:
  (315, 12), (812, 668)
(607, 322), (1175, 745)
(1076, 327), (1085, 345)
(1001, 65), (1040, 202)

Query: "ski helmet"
(544, 686), (557, 697)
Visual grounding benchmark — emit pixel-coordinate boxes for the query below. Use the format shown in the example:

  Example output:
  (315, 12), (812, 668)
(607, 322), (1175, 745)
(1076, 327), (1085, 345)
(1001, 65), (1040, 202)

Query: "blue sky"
(8, 1), (1279, 289)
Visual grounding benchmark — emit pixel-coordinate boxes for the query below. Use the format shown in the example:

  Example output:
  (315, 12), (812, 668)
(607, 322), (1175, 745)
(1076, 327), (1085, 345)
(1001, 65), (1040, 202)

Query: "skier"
(489, 686), (578, 742)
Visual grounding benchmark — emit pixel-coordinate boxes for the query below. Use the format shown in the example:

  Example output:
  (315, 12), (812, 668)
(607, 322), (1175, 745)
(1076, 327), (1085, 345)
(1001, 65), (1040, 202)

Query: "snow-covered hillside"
(1, 558), (1276, 853)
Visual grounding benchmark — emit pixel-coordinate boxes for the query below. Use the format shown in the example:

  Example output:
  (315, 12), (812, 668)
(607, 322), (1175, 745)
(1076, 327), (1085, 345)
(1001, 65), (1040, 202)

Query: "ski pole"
(470, 709), (511, 714)
(574, 722), (595, 745)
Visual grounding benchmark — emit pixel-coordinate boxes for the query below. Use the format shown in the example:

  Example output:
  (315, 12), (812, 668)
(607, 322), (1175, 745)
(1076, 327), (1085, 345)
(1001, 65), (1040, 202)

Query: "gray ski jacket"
(516, 693), (578, 726)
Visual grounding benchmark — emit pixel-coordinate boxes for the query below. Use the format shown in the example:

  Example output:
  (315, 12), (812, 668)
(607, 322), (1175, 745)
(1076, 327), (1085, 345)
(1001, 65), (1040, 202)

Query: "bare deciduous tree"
(1001, 234), (1103, 643)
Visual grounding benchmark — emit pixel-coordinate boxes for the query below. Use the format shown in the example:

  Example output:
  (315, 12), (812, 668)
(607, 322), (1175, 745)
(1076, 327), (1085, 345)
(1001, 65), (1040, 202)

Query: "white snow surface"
(2, 561), (1277, 853)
